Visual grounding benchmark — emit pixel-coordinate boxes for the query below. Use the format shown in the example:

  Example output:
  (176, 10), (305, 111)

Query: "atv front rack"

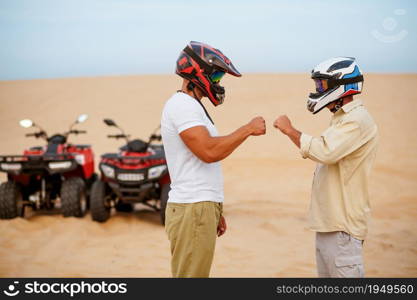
(0, 154), (75, 162)
(0, 154), (77, 174)
(101, 153), (164, 164)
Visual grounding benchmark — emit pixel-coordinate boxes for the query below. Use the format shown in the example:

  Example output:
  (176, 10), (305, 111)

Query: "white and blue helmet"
(307, 57), (364, 114)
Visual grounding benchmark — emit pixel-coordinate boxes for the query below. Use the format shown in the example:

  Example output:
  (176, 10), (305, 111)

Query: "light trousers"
(316, 231), (365, 278)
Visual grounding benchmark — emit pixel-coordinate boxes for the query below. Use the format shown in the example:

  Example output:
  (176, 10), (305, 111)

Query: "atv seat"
(29, 146), (43, 151)
(119, 139), (148, 153)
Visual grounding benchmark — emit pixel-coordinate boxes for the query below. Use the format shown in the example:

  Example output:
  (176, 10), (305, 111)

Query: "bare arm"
(180, 117), (266, 163)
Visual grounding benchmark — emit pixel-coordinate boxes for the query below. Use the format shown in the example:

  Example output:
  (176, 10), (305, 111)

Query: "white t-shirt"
(161, 92), (224, 204)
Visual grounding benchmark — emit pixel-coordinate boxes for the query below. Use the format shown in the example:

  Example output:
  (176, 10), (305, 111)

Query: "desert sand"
(0, 73), (416, 277)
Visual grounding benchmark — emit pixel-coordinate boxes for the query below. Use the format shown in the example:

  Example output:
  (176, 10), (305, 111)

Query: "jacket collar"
(341, 98), (363, 113)
(331, 99), (363, 123)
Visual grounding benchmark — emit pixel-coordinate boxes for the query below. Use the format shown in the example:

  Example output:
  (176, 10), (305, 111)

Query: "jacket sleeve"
(300, 121), (362, 164)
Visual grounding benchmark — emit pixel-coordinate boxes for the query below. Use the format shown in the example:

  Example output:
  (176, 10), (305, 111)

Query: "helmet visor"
(314, 78), (329, 93)
(210, 70), (225, 83)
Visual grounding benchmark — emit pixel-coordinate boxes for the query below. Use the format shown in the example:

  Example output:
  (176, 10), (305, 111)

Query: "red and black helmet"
(176, 41), (241, 106)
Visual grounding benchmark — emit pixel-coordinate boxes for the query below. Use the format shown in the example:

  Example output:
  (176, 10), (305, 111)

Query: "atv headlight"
(148, 165), (167, 179)
(100, 164), (115, 178)
(75, 154), (85, 165)
(49, 161), (72, 170)
(1, 163), (22, 171)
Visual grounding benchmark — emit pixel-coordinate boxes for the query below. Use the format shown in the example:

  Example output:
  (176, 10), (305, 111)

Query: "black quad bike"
(0, 114), (96, 219)
(90, 119), (171, 224)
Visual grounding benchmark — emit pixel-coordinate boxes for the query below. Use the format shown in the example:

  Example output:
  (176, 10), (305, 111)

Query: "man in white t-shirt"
(161, 41), (266, 277)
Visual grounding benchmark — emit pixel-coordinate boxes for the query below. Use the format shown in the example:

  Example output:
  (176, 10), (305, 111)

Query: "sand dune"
(0, 73), (416, 277)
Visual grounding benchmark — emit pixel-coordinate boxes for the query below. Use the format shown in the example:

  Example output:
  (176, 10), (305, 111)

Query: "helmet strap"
(192, 89), (214, 125)
(178, 84), (215, 125)
(330, 98), (344, 113)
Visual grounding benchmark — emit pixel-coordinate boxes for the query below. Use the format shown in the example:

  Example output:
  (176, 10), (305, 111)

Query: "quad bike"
(0, 114), (96, 219)
(91, 119), (170, 224)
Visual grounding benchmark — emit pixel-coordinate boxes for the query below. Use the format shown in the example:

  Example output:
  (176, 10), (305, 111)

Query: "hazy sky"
(0, 0), (416, 80)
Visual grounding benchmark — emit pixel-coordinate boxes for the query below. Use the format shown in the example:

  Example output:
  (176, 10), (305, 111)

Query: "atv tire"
(61, 177), (87, 217)
(90, 180), (110, 222)
(0, 181), (22, 219)
(159, 183), (170, 225)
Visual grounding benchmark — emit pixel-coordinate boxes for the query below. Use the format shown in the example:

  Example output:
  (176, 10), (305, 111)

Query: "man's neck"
(181, 81), (202, 101)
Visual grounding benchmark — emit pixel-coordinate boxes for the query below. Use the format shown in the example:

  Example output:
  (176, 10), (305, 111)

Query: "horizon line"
(1, 71), (417, 82)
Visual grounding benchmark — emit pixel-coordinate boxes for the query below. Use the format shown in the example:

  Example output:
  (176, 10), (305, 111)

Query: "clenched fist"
(273, 115), (293, 135)
(247, 116), (266, 136)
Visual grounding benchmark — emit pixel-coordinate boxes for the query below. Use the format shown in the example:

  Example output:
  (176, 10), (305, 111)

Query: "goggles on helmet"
(209, 70), (225, 83)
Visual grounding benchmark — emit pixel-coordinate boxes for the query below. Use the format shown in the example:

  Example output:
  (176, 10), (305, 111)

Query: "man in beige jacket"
(274, 57), (378, 277)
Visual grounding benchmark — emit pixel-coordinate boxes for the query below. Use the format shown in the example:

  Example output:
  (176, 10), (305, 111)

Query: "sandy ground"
(0, 73), (416, 277)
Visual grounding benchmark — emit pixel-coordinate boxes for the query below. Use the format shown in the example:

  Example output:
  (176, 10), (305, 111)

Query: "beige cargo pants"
(165, 201), (222, 278)
(316, 231), (365, 278)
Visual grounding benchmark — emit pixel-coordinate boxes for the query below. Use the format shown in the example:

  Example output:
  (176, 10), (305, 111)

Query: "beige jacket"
(300, 99), (378, 240)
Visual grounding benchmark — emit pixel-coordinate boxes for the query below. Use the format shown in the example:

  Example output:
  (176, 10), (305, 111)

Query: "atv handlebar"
(25, 129), (86, 140)
(68, 130), (86, 135)
(107, 134), (130, 139)
(25, 131), (46, 138)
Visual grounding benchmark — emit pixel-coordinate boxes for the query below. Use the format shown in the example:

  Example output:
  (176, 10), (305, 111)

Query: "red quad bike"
(91, 119), (170, 224)
(0, 114), (96, 219)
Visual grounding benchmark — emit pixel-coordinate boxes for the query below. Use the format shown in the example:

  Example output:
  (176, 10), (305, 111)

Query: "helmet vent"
(327, 60), (354, 72)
